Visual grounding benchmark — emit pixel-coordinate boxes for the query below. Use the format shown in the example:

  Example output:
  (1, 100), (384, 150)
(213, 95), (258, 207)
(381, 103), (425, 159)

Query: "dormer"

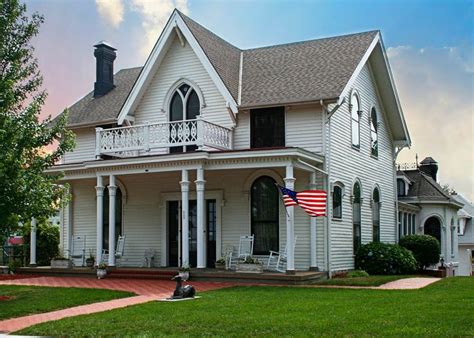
(396, 174), (411, 197)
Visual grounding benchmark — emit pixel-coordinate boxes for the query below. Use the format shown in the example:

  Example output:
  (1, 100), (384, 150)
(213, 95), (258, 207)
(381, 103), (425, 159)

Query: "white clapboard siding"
(63, 128), (96, 164)
(70, 179), (96, 266)
(233, 111), (250, 149)
(286, 105), (324, 153)
(327, 62), (397, 272)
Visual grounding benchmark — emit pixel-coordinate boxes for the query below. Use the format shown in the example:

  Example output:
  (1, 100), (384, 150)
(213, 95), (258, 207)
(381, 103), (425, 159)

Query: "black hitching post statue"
(171, 275), (196, 299)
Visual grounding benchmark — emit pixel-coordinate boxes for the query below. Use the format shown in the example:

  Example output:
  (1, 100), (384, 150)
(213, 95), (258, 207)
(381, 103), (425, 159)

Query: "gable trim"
(338, 33), (380, 106)
(117, 11), (238, 125)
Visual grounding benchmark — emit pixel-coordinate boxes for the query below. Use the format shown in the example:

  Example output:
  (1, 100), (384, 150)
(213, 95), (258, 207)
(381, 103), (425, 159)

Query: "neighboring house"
(453, 193), (473, 276)
(396, 157), (464, 275)
(43, 10), (410, 274)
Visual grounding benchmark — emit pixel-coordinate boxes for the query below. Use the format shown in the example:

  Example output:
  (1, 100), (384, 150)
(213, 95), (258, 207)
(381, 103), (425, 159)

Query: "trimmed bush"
(347, 270), (369, 278)
(23, 219), (60, 266)
(356, 242), (417, 275)
(399, 234), (440, 270)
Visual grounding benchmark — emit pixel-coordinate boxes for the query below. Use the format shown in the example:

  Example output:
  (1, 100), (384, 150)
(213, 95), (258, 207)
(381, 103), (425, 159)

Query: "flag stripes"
(277, 185), (328, 217)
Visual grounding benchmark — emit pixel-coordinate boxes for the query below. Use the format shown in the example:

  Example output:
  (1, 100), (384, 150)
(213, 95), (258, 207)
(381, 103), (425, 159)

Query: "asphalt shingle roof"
(65, 67), (142, 127)
(402, 170), (452, 200)
(61, 12), (378, 127)
(240, 31), (378, 108)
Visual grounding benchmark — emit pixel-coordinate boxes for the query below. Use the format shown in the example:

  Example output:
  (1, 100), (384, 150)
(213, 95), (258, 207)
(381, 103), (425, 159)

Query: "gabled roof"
(400, 169), (463, 208)
(60, 67), (142, 128)
(453, 194), (473, 218)
(241, 31), (378, 108)
(180, 12), (241, 102)
(59, 10), (410, 146)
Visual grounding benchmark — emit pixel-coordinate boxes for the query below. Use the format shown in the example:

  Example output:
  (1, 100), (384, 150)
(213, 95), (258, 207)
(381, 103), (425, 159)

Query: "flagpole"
(275, 183), (291, 218)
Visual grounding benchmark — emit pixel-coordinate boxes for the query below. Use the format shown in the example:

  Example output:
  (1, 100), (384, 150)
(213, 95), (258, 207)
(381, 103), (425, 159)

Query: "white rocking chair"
(102, 235), (126, 266)
(266, 236), (298, 272)
(228, 235), (254, 270)
(69, 235), (86, 267)
(141, 249), (155, 268)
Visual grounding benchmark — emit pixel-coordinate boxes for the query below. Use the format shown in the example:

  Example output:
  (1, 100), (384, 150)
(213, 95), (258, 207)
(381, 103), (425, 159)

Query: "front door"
(168, 199), (216, 267)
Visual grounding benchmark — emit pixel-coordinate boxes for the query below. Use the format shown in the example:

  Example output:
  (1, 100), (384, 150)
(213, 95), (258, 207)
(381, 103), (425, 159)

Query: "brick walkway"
(377, 277), (440, 290)
(0, 276), (236, 333)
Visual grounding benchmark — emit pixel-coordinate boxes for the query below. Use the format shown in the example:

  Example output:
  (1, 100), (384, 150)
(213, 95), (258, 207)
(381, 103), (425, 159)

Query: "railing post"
(144, 122), (150, 152)
(196, 116), (204, 150)
(95, 127), (103, 159)
(228, 127), (234, 150)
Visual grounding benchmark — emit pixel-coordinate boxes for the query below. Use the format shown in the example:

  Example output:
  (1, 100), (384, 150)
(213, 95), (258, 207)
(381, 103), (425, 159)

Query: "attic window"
(169, 83), (200, 153)
(370, 107), (378, 157)
(351, 92), (361, 148)
(397, 179), (405, 196)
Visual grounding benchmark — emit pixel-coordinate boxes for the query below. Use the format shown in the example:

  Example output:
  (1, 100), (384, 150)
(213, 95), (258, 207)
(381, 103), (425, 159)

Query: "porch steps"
(18, 267), (327, 285)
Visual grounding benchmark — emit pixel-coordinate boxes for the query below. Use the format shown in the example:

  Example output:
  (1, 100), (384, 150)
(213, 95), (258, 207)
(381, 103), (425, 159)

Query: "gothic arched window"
(169, 84), (201, 153)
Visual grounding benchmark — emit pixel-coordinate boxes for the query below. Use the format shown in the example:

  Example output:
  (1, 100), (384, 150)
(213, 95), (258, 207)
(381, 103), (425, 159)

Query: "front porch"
(39, 148), (328, 276)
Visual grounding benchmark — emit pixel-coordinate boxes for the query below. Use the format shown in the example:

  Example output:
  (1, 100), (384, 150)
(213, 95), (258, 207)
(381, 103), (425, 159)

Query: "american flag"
(277, 185), (328, 217)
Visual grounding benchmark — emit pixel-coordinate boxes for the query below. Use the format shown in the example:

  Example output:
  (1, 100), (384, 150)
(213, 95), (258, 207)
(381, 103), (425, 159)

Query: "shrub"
(355, 242), (417, 275)
(23, 219), (60, 266)
(399, 234), (440, 270)
(347, 270), (370, 278)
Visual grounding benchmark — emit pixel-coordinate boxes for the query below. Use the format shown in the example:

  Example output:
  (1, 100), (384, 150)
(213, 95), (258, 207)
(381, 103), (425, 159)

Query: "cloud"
(130, 0), (189, 57)
(388, 45), (474, 200)
(95, 0), (125, 29)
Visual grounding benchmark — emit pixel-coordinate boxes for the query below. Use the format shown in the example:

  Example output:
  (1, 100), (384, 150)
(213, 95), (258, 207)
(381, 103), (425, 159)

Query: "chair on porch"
(141, 249), (155, 268)
(101, 235), (126, 266)
(69, 235), (86, 267)
(228, 235), (254, 270)
(266, 235), (298, 273)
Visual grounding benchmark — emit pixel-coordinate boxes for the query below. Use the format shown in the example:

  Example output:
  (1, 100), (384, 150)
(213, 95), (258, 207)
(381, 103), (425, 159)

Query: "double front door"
(168, 199), (216, 267)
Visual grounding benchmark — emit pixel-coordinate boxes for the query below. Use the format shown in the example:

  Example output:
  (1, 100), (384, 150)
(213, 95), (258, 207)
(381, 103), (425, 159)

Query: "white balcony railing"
(95, 117), (233, 157)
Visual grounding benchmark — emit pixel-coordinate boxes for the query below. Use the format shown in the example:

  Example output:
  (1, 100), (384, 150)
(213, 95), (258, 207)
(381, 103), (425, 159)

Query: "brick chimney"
(93, 41), (116, 98)
(419, 157), (438, 182)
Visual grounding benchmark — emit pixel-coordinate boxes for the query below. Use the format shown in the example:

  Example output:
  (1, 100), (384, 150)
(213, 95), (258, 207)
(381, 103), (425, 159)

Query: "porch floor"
(18, 266), (327, 285)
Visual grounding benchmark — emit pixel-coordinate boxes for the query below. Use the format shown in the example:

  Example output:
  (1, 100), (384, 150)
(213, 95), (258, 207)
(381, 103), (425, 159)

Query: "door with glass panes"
(168, 199), (216, 267)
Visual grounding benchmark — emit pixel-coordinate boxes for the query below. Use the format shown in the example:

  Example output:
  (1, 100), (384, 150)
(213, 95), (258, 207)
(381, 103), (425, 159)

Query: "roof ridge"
(418, 171), (451, 199)
(244, 30), (380, 52)
(176, 9), (241, 51)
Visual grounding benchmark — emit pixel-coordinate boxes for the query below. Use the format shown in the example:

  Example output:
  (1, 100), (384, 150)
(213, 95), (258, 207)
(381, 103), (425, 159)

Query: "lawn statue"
(171, 274), (196, 299)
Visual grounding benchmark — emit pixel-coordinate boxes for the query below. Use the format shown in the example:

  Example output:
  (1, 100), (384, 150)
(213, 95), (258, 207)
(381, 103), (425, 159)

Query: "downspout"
(393, 144), (407, 243)
(321, 99), (342, 278)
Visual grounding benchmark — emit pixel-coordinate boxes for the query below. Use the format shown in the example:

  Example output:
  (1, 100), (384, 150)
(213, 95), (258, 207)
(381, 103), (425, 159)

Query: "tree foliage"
(399, 234), (440, 270)
(0, 0), (75, 240)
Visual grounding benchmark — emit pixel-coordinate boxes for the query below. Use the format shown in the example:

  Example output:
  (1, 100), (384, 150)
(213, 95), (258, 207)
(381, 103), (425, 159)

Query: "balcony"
(95, 117), (232, 158)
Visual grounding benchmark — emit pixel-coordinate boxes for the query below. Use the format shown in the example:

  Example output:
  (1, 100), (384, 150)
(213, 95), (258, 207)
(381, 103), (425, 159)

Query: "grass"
(316, 274), (421, 286)
(0, 285), (133, 320)
(17, 277), (474, 337)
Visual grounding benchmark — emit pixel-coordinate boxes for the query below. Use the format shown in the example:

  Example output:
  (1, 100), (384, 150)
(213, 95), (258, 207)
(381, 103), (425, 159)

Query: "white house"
(40, 10), (410, 275)
(453, 194), (473, 276)
(396, 157), (465, 275)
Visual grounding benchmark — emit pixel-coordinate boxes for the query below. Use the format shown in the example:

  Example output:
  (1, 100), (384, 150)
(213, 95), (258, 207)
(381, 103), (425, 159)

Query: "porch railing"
(95, 117), (233, 157)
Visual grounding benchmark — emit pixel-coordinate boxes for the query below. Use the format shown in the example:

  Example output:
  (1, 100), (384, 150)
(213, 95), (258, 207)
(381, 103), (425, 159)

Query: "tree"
(0, 0), (75, 242)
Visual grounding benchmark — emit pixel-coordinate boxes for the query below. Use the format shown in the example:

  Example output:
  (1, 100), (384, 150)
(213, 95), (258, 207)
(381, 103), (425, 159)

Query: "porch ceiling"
(48, 147), (324, 180)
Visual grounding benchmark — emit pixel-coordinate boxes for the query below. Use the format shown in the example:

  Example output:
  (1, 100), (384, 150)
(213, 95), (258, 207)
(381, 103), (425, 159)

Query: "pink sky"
(28, 0), (473, 201)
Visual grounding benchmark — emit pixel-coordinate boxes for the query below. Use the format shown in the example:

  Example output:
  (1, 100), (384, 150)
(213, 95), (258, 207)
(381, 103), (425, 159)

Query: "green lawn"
(316, 274), (422, 286)
(0, 285), (133, 320)
(17, 277), (474, 336)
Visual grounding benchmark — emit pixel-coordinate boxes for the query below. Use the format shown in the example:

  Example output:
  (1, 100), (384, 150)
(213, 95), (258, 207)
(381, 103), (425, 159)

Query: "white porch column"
(108, 175), (117, 267)
(180, 170), (190, 267)
(284, 163), (296, 274)
(309, 172), (318, 271)
(195, 168), (206, 268)
(95, 175), (104, 265)
(29, 217), (37, 266)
